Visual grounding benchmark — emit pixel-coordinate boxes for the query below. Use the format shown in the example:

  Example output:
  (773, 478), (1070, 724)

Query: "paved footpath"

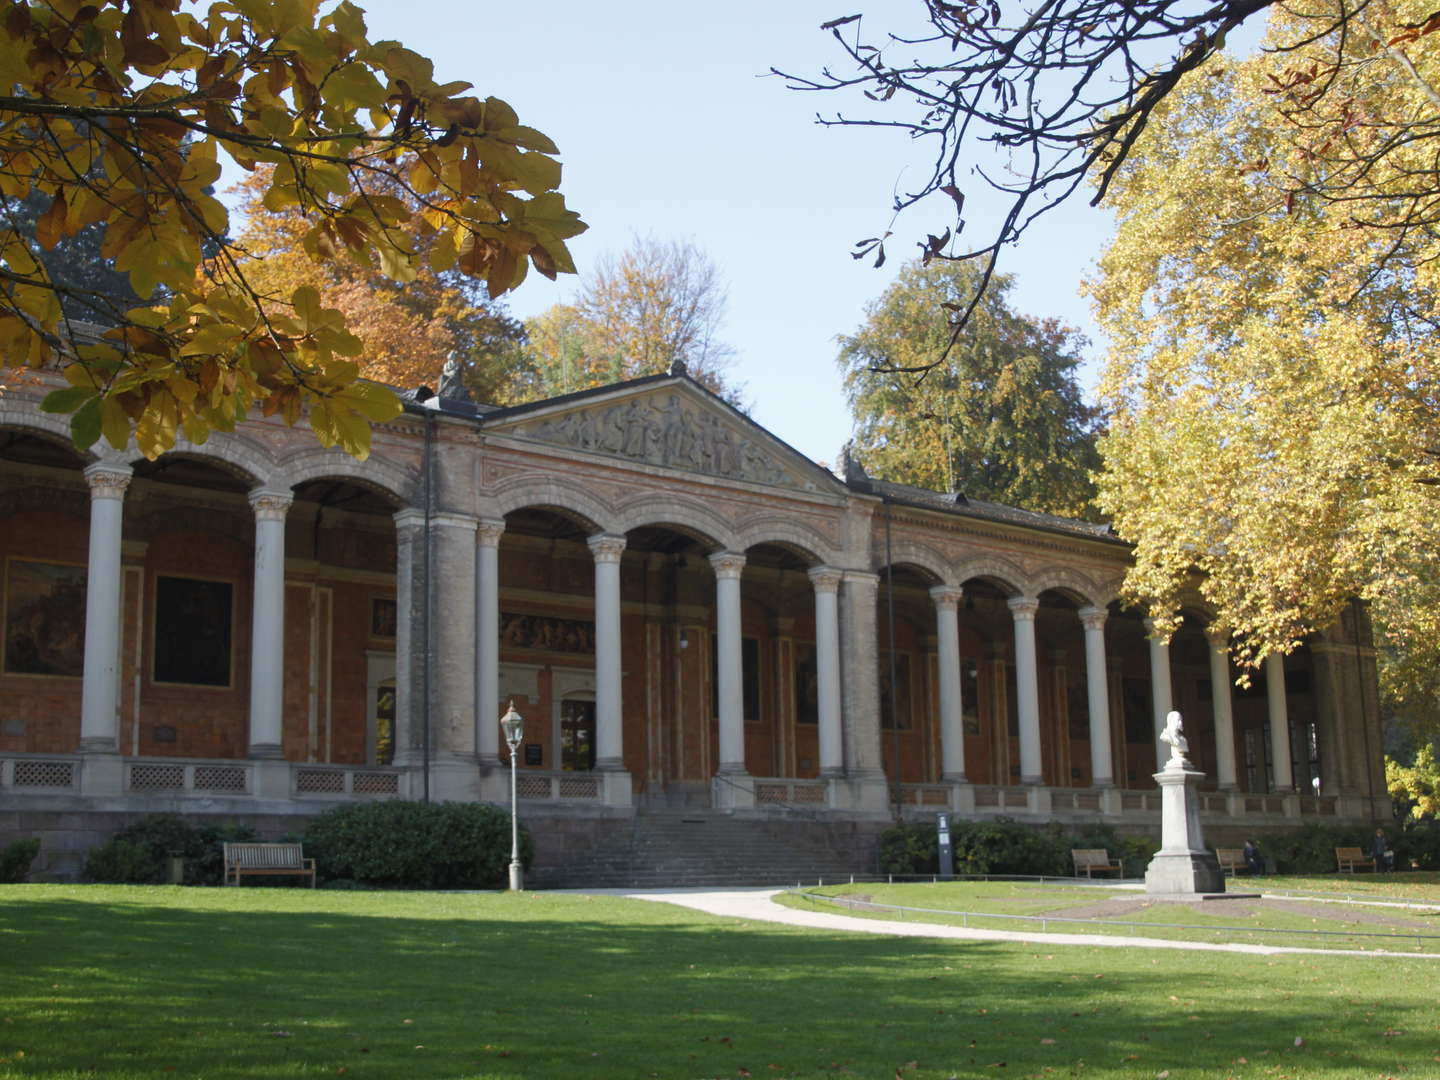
(572, 886), (1440, 960)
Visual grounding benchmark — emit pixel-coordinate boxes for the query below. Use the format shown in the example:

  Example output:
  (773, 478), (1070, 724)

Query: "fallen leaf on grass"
(270, 1031), (293, 1038)
(1041, 1038), (1056, 1045)
(1294, 1037), (1305, 1047)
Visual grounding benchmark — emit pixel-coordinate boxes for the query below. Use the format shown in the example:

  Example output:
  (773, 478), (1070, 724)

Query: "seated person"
(1242, 838), (1264, 876)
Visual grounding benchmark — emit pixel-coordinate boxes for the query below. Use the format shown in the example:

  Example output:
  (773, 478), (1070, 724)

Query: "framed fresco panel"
(152, 575), (234, 687)
(3, 559), (87, 677)
(371, 596), (397, 639)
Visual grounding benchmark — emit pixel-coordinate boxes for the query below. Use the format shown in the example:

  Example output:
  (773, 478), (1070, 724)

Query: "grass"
(777, 878), (1440, 953)
(0, 884), (1437, 1079)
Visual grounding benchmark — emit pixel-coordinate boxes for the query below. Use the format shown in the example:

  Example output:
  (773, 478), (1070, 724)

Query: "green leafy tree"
(839, 260), (1099, 518)
(1387, 746), (1440, 821)
(520, 237), (744, 405)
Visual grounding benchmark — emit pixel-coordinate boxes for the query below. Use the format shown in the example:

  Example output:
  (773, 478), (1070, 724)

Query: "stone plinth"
(1144, 764), (1225, 895)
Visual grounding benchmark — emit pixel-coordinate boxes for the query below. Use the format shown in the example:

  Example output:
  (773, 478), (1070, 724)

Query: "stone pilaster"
(391, 509), (425, 767)
(475, 517), (505, 767)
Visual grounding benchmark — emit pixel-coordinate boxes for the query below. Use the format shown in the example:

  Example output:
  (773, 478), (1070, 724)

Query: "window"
(153, 575), (232, 686)
(880, 651), (912, 730)
(3, 559), (86, 677)
(794, 643), (818, 725)
(560, 698), (596, 771)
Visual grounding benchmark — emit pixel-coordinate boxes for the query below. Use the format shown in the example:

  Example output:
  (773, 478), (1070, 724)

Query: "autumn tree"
(1089, 5), (1440, 700)
(2, 0), (585, 459)
(840, 260), (1099, 519)
(521, 237), (744, 405)
(229, 167), (526, 402)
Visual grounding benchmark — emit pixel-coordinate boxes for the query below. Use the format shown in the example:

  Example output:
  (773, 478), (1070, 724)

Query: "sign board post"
(936, 812), (954, 879)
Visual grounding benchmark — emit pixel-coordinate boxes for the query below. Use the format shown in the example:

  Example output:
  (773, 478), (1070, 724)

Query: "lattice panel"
(194, 766), (247, 793)
(973, 789), (999, 807)
(129, 764), (184, 791)
(920, 788), (949, 806)
(13, 760), (75, 788)
(353, 772), (399, 795)
(295, 769), (345, 793)
(1074, 793), (1101, 811)
(791, 784), (826, 804)
(1121, 793), (1145, 810)
(755, 783), (787, 804)
(517, 774), (552, 800)
(1244, 797), (1265, 814)
(557, 776), (600, 799)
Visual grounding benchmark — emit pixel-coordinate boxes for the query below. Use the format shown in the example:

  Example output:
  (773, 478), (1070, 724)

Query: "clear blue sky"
(344, 0), (1121, 466)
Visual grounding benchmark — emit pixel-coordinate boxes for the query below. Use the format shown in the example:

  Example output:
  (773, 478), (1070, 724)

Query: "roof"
(857, 477), (1123, 545)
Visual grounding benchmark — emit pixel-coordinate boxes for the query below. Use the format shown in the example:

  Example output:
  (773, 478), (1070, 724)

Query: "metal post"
(500, 701), (525, 891)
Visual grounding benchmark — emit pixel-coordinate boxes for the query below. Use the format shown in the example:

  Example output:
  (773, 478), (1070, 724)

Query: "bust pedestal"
(1144, 763), (1225, 895)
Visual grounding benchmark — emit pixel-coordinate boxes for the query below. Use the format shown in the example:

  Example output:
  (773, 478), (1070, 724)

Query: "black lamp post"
(500, 701), (524, 891)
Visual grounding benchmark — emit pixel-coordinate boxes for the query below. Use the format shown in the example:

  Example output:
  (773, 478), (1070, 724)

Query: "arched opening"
(875, 562), (945, 787)
(953, 577), (1021, 786)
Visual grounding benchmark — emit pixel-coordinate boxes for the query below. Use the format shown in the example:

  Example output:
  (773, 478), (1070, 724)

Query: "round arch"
(0, 408), (97, 460)
(281, 447), (416, 508)
(953, 553), (1029, 596)
(486, 474), (615, 533)
(1029, 566), (1103, 607)
(612, 495), (737, 551)
(733, 514), (836, 566)
(873, 536), (951, 584)
(129, 434), (274, 488)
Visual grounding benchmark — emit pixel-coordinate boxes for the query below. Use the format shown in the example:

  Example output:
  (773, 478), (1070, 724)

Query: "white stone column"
(1266, 652), (1294, 791)
(589, 534), (627, 770)
(930, 585), (967, 782)
(430, 513), (478, 765)
(247, 487), (293, 758)
(1206, 627), (1239, 790)
(808, 566), (844, 776)
(1008, 595), (1042, 784)
(1078, 605), (1114, 787)
(79, 463), (132, 753)
(1144, 617), (1175, 769)
(710, 551), (748, 775)
(475, 518), (504, 766)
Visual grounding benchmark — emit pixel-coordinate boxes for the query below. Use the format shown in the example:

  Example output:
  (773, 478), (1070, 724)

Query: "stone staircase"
(528, 809), (884, 890)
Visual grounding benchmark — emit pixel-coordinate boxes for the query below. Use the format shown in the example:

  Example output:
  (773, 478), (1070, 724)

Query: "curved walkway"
(577, 886), (1440, 960)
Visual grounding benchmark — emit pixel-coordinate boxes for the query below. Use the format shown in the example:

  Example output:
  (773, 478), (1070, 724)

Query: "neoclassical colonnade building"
(0, 366), (1386, 877)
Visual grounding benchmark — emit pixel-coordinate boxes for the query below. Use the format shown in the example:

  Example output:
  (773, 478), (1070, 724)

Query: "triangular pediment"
(481, 376), (844, 495)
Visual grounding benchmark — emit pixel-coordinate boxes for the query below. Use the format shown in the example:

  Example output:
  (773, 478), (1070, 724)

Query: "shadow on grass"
(0, 886), (1434, 1079)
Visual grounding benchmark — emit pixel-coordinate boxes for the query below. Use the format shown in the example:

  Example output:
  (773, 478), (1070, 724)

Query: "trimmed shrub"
(303, 801), (531, 889)
(1262, 823), (1371, 874)
(0, 837), (41, 883)
(1395, 821), (1440, 870)
(83, 814), (258, 885)
(877, 819), (1157, 877)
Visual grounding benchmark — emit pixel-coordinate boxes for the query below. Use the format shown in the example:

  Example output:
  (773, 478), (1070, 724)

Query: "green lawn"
(0, 884), (1437, 1079)
(778, 878), (1440, 953)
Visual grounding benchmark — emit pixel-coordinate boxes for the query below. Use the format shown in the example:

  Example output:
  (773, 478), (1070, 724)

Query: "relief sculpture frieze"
(510, 392), (807, 490)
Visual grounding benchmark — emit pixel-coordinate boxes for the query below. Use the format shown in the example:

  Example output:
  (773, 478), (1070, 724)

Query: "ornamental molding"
(489, 386), (837, 495)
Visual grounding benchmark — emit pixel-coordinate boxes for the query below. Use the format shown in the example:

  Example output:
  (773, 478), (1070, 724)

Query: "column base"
(429, 757), (482, 802)
(252, 758), (291, 799)
(595, 757), (626, 772)
(712, 773), (754, 809)
(78, 737), (118, 754)
(1145, 851), (1226, 895)
(248, 742), (285, 760)
(79, 753), (124, 796)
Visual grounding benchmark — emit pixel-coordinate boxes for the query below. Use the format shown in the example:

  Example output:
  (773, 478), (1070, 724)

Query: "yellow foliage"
(6, 0), (585, 458)
(1090, 2), (1440, 683)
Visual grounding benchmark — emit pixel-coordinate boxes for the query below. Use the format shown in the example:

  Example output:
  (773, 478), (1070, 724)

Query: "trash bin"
(167, 856), (184, 885)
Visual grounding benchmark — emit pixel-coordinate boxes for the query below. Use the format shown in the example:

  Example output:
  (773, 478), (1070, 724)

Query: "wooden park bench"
(223, 842), (316, 887)
(1334, 846), (1375, 873)
(1071, 848), (1123, 878)
(1215, 848), (1245, 876)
